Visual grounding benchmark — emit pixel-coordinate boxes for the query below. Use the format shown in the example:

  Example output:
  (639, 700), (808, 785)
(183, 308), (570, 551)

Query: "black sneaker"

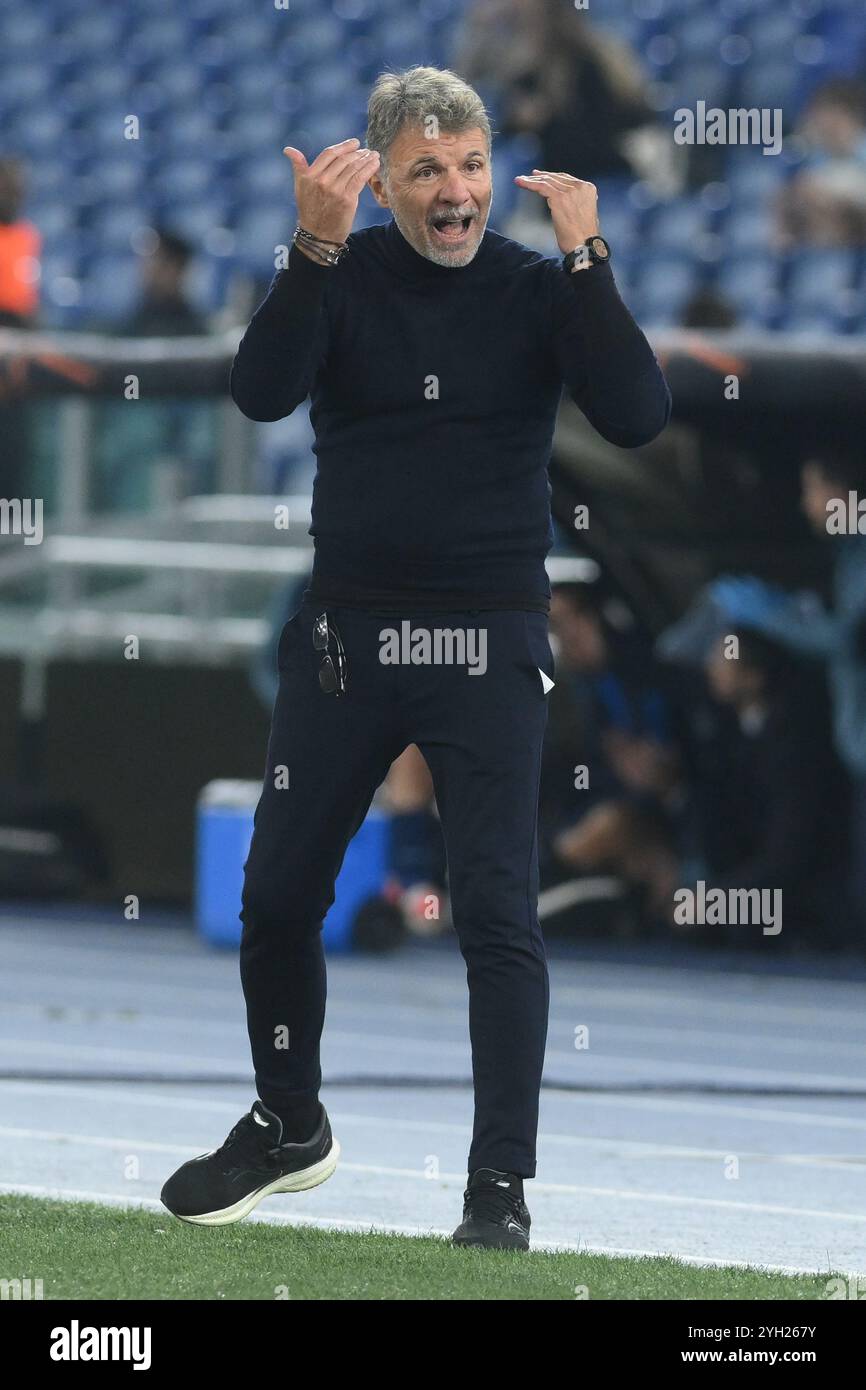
(160, 1100), (339, 1226)
(452, 1168), (531, 1251)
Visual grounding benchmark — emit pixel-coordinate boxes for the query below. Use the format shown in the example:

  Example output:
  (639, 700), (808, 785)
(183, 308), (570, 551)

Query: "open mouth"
(430, 214), (474, 244)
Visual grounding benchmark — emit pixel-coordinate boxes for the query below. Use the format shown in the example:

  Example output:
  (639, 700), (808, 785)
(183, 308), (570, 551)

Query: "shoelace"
(215, 1114), (283, 1169)
(463, 1182), (524, 1226)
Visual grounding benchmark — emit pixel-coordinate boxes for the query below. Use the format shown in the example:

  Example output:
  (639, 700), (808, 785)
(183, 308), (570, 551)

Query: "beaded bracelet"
(293, 226), (349, 266)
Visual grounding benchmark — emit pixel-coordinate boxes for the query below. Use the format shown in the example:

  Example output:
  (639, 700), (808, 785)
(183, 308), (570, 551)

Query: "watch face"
(588, 236), (610, 260)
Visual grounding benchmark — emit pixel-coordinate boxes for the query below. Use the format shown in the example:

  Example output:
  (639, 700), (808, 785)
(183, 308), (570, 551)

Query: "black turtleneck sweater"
(230, 218), (671, 612)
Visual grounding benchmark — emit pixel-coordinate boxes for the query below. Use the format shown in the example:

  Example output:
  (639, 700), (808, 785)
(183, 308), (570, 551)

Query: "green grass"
(0, 1195), (840, 1300)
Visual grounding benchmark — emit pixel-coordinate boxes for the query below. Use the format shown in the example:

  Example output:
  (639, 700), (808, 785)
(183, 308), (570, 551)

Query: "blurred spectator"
(91, 227), (214, 511)
(711, 450), (866, 941)
(119, 228), (206, 337)
(680, 288), (739, 331)
(540, 583), (685, 899)
(456, 0), (660, 184)
(0, 156), (40, 499)
(0, 157), (40, 327)
(695, 628), (849, 948)
(562, 616), (849, 947)
(777, 79), (866, 248)
(546, 578), (851, 946)
(379, 743), (449, 938)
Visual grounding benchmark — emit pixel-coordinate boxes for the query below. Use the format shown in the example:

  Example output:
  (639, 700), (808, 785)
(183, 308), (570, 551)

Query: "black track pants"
(239, 601), (554, 1177)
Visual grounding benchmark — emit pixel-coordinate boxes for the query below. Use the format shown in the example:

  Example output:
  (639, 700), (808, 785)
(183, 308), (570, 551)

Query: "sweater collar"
(382, 214), (492, 281)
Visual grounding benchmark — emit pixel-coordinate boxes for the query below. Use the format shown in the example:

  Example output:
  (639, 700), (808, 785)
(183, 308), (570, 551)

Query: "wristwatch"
(563, 235), (611, 273)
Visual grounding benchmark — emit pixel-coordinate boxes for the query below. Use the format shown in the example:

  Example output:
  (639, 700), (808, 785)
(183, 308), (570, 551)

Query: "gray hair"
(365, 66), (492, 176)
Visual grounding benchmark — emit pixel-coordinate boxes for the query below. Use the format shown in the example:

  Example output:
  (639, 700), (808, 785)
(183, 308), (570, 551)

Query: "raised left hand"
(513, 169), (600, 254)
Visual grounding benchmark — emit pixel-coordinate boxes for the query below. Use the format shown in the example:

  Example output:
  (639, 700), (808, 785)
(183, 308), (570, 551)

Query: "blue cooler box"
(195, 780), (389, 952)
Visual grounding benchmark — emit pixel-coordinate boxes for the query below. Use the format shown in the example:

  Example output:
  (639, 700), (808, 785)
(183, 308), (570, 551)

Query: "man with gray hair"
(161, 66), (670, 1249)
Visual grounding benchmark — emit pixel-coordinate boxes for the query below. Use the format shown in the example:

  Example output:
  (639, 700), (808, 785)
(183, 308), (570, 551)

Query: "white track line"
(3, 1076), (866, 1133)
(1, 1126), (865, 1223)
(5, 1089), (866, 1167)
(2, 1028), (864, 1090)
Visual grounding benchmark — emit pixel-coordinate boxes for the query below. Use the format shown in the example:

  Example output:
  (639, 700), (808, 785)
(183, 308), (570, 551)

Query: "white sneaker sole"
(174, 1139), (341, 1226)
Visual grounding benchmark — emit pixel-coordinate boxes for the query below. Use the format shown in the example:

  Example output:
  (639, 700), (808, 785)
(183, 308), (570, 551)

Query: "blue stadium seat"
(227, 108), (290, 150)
(26, 202), (76, 243)
(1, 14), (50, 52)
(330, 0), (377, 33)
(233, 206), (295, 262)
(79, 253), (139, 322)
(786, 250), (857, 315)
(725, 154), (785, 207)
(136, 61), (202, 102)
(371, 14), (437, 66)
(305, 64), (363, 105)
(63, 12), (128, 50)
(162, 202), (232, 244)
(677, 15), (727, 58)
(834, 290), (866, 335)
(667, 59), (733, 108)
(1, 107), (66, 156)
(289, 14), (346, 60)
(156, 159), (215, 202)
(745, 11), (804, 52)
(738, 58), (799, 111)
(596, 203), (642, 257)
(230, 63), (285, 105)
(0, 63), (52, 104)
(630, 254), (698, 324)
(726, 207), (776, 252)
(716, 255), (780, 323)
(87, 206), (154, 253)
(129, 19), (193, 65)
(26, 157), (68, 201)
(155, 107), (219, 148)
(15, 0), (860, 337)
(646, 198), (709, 252)
(238, 157), (292, 201)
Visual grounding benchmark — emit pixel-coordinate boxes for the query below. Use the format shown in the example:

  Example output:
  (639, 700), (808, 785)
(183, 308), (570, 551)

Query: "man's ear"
(368, 171), (391, 209)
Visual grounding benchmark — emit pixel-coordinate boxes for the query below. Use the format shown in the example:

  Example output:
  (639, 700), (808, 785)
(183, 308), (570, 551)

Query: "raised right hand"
(283, 138), (381, 247)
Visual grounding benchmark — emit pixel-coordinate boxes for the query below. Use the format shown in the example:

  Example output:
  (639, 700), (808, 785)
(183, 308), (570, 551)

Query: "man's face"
(801, 460), (841, 535)
(369, 125), (492, 268)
